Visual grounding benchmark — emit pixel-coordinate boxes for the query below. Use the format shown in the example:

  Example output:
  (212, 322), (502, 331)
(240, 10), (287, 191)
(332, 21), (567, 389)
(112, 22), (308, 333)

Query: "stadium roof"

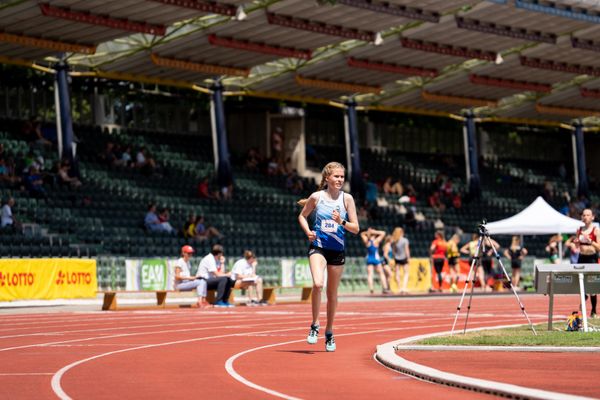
(2, 0), (600, 126)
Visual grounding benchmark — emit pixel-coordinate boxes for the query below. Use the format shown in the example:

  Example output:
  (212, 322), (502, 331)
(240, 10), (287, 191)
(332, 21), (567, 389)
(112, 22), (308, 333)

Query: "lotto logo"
(0, 271), (35, 287)
(55, 270), (93, 285)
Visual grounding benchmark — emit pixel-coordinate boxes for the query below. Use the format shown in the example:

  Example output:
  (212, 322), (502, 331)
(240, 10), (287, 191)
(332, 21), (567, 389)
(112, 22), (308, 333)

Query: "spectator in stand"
(364, 174), (378, 209)
(430, 231), (447, 292)
(57, 161), (82, 188)
(1, 197), (21, 232)
(99, 142), (118, 167)
(24, 165), (47, 200)
(245, 147), (262, 172)
(428, 191), (446, 215)
(174, 245), (209, 309)
(285, 170), (304, 194)
(271, 126), (284, 163)
(230, 250), (267, 305)
(183, 213), (196, 239)
(119, 145), (133, 168)
(0, 156), (20, 187)
(136, 147), (157, 175)
(196, 244), (235, 307)
(22, 118), (52, 150)
(193, 215), (223, 241)
(452, 192), (462, 209)
(197, 176), (220, 200)
(144, 203), (174, 233)
(382, 177), (395, 195)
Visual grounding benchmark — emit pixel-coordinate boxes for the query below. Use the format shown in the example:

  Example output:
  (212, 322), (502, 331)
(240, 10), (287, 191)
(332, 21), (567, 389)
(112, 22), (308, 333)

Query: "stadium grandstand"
(1, 0), (599, 294)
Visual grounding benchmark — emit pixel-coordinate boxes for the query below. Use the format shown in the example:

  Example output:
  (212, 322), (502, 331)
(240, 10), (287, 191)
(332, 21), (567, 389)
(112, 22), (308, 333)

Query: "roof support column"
(210, 81), (233, 191)
(55, 57), (74, 162)
(344, 99), (364, 200)
(463, 111), (481, 198)
(572, 122), (588, 197)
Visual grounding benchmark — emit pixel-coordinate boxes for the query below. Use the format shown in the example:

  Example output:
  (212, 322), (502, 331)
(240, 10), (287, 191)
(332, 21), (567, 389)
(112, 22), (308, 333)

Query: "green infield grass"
(418, 319), (600, 347)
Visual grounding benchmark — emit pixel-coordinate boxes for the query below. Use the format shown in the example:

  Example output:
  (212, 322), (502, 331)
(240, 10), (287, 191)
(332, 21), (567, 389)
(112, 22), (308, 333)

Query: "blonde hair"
(297, 161), (345, 206)
(391, 227), (404, 242)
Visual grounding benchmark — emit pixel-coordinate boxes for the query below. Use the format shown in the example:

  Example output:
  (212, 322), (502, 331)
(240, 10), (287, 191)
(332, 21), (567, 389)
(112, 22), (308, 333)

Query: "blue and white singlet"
(366, 240), (382, 265)
(312, 190), (347, 252)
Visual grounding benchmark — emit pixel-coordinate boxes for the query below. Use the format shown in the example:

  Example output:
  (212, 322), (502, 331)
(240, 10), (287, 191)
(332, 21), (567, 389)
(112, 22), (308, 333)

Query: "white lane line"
(376, 324), (596, 400)
(0, 372), (54, 376)
(51, 327), (305, 400)
(223, 320), (519, 400)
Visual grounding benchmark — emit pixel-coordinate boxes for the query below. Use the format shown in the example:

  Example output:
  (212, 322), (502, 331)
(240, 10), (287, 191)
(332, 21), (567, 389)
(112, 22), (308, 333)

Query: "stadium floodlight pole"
(343, 98), (364, 198)
(210, 80), (233, 190)
(55, 54), (74, 162)
(573, 121), (589, 197)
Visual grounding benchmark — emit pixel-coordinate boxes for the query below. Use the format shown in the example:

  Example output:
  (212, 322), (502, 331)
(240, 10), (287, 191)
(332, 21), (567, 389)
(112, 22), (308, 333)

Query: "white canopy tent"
(485, 196), (583, 235)
(485, 196), (584, 259)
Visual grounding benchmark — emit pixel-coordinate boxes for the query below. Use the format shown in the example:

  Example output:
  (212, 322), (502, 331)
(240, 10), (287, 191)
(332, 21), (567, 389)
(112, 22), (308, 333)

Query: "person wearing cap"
(196, 244), (235, 307)
(174, 245), (208, 308)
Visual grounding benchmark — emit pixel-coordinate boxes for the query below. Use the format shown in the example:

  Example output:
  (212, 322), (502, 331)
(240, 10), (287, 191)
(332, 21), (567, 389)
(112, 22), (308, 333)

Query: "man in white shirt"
(173, 245), (208, 308)
(197, 244), (235, 307)
(231, 250), (266, 305)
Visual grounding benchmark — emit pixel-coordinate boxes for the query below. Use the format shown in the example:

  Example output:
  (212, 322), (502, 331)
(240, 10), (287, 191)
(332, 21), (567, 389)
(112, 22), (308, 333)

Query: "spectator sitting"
(1, 197), (21, 233)
(57, 161), (82, 188)
(285, 170), (304, 194)
(144, 203), (175, 233)
(0, 156), (20, 187)
(230, 250), (267, 305)
(245, 147), (261, 172)
(193, 215), (223, 241)
(174, 245), (209, 309)
(136, 147), (157, 175)
(383, 176), (403, 196)
(196, 244), (235, 307)
(428, 191), (445, 214)
(183, 213), (196, 239)
(117, 145), (133, 168)
(99, 142), (118, 167)
(197, 176), (220, 200)
(25, 166), (47, 200)
(22, 118), (52, 150)
(364, 174), (378, 208)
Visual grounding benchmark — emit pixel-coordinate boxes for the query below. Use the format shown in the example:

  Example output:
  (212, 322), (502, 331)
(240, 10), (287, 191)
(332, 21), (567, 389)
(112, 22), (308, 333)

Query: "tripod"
(451, 221), (537, 336)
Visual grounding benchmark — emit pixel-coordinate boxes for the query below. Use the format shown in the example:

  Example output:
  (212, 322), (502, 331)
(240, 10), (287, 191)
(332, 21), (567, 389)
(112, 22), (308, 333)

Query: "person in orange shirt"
(430, 231), (447, 292)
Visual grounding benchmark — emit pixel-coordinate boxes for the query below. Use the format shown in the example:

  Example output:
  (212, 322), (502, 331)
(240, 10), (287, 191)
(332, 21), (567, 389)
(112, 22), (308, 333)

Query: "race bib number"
(321, 219), (338, 233)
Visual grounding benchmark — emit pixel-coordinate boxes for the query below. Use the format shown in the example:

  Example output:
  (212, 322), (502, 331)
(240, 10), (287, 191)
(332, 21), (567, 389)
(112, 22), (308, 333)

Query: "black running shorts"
(308, 244), (345, 266)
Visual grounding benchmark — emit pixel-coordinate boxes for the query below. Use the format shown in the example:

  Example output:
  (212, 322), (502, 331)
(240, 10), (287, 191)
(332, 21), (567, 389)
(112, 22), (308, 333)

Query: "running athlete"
(430, 231), (447, 292)
(504, 236), (528, 289)
(391, 227), (410, 294)
(298, 162), (359, 352)
(360, 227), (390, 294)
(446, 234), (461, 293)
(570, 209), (600, 317)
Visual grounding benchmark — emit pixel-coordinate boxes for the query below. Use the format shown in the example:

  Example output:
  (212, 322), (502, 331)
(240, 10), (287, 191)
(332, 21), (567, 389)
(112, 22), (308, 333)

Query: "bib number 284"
(321, 219), (338, 233)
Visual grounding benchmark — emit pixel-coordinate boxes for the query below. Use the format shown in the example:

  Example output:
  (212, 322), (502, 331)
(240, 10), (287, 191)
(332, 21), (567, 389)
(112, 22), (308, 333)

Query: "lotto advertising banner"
(0, 259), (97, 301)
(126, 259), (175, 291)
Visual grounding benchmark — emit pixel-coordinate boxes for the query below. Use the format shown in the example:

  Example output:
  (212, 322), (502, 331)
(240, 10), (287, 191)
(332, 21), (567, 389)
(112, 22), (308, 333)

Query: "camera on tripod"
(477, 219), (488, 236)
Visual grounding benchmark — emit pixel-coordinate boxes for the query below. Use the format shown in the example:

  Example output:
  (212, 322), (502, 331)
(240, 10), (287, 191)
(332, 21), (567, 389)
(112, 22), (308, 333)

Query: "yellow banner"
(388, 257), (432, 293)
(0, 259), (97, 301)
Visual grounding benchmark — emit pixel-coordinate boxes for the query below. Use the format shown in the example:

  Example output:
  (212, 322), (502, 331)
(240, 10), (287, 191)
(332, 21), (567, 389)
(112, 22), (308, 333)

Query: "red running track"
(0, 294), (591, 399)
